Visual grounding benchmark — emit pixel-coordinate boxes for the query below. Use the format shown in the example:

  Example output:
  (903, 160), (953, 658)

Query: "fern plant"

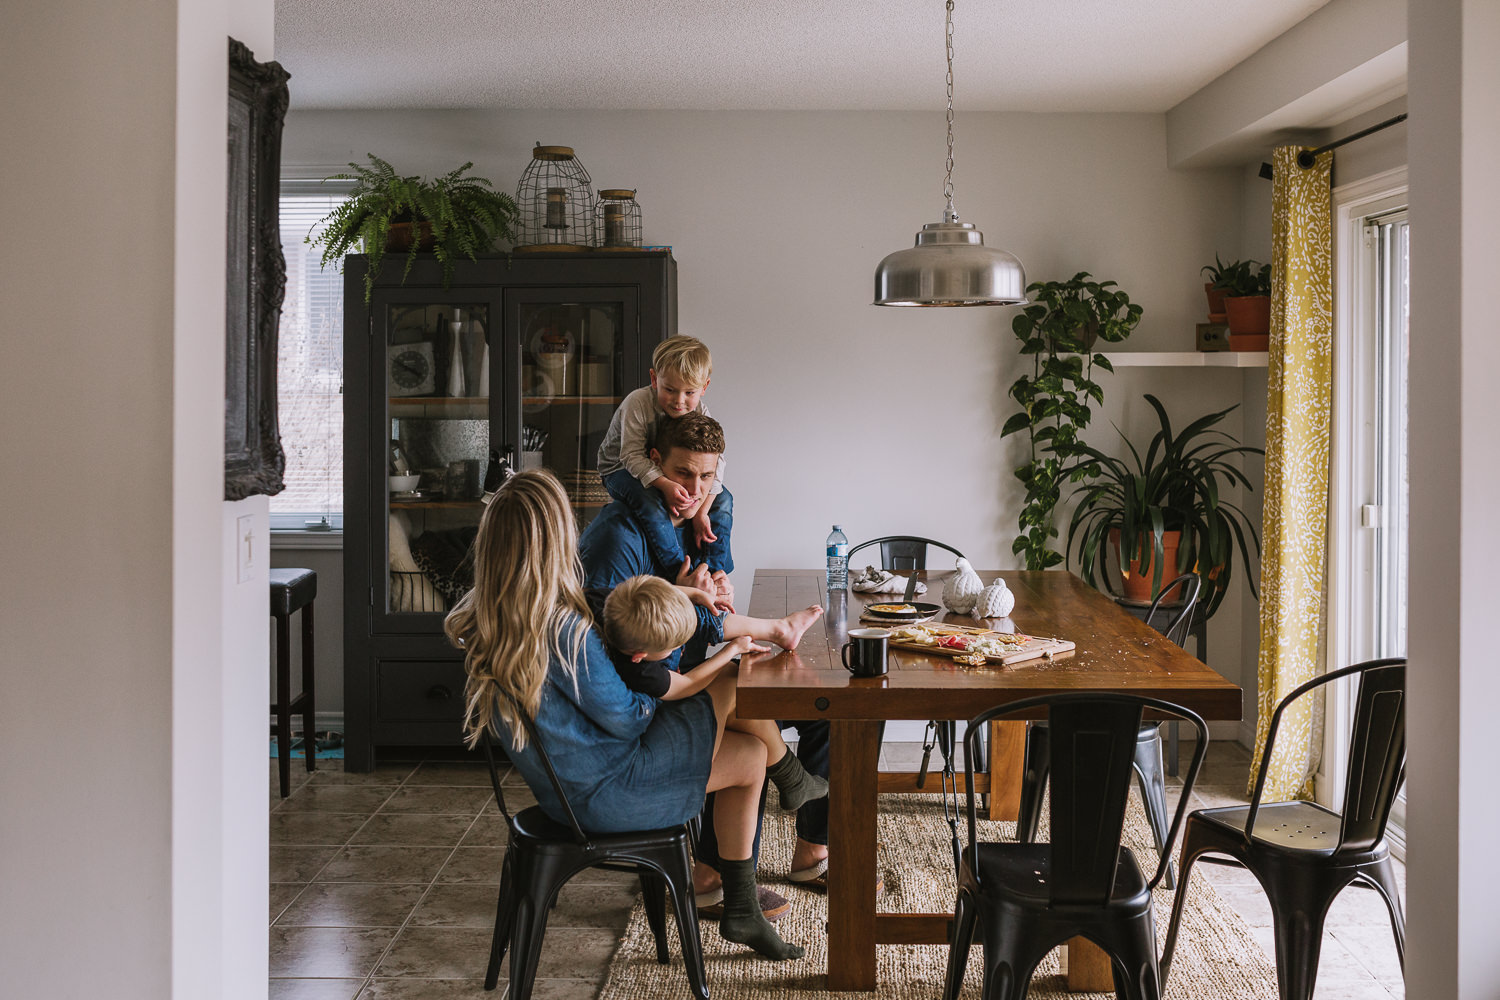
(1002, 272), (1142, 570)
(307, 155), (519, 302)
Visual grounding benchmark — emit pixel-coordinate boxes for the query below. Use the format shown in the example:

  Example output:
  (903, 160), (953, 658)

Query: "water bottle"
(826, 525), (850, 589)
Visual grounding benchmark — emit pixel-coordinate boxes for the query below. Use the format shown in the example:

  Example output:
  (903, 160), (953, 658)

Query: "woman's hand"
(684, 585), (734, 615)
(675, 557), (715, 594)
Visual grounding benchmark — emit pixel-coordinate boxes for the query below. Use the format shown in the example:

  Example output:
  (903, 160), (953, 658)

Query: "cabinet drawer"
(375, 659), (468, 723)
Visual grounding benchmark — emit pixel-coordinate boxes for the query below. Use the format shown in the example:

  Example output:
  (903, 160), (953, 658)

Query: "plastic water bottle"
(826, 525), (850, 589)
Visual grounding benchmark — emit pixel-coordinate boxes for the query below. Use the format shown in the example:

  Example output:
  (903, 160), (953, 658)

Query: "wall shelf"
(1102, 351), (1268, 368)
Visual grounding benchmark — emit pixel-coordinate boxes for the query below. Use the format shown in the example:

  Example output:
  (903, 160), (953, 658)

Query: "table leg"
(827, 719), (880, 991)
(1066, 938), (1115, 991)
(986, 720), (1025, 822)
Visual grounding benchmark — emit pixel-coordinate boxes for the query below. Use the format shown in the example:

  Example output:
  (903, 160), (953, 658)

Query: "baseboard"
(269, 711), (345, 735)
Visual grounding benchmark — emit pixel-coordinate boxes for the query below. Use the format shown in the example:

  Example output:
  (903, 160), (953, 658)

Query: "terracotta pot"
(1204, 282), (1228, 322)
(386, 220), (436, 253)
(1224, 294), (1271, 336)
(1110, 528), (1183, 603)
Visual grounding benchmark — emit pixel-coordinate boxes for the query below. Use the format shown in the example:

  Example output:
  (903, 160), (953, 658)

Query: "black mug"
(842, 628), (891, 677)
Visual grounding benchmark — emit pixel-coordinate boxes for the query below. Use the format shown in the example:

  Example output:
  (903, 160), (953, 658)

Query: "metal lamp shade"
(873, 221), (1027, 307)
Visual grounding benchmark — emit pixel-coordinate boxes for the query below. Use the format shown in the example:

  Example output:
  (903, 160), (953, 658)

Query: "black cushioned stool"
(270, 567), (317, 798)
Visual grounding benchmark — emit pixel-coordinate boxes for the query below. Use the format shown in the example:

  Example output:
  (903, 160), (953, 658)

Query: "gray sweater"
(596, 386), (725, 494)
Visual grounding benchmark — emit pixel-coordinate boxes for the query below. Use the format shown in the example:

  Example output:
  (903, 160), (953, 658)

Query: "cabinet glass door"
(507, 287), (640, 530)
(380, 296), (495, 622)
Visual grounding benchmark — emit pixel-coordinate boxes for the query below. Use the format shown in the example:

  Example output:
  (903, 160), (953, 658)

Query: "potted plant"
(1199, 254), (1231, 322)
(1003, 273), (1143, 570)
(1066, 394), (1262, 618)
(307, 154), (520, 303)
(1210, 258), (1272, 344)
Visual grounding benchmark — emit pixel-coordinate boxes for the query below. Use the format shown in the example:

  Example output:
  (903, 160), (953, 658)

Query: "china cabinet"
(343, 250), (677, 769)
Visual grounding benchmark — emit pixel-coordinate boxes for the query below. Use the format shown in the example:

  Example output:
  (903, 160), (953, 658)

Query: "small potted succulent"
(307, 154), (520, 303)
(1199, 254), (1232, 322)
(1210, 258), (1272, 344)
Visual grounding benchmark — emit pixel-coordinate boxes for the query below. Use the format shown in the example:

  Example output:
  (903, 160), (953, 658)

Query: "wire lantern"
(596, 189), (643, 249)
(514, 144), (597, 251)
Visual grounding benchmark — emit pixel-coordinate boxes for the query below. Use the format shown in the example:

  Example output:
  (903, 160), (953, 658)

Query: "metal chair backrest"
(963, 693), (1209, 901)
(1245, 657), (1405, 854)
(1144, 573), (1202, 647)
(847, 535), (964, 574)
(479, 690), (592, 847)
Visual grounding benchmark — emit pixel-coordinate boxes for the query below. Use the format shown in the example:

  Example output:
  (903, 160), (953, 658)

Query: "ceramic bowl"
(388, 474), (421, 493)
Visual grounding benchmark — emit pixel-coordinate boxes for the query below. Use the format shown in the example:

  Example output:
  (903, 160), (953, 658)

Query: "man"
(577, 412), (840, 917)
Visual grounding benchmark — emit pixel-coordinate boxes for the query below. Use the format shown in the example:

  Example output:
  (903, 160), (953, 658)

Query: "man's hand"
(692, 506), (717, 547)
(653, 476), (693, 514)
(711, 570), (735, 613)
(675, 557), (715, 594)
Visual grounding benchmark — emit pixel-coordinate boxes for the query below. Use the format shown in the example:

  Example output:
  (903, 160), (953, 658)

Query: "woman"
(444, 469), (802, 961)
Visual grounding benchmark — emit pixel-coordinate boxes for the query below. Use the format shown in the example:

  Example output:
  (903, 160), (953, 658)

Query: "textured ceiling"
(275, 0), (1332, 113)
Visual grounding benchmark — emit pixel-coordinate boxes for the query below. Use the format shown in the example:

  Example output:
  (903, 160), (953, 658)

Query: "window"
(272, 182), (349, 531)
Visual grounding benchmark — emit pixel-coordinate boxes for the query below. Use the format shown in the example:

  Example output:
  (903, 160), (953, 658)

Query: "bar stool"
(270, 567), (317, 797)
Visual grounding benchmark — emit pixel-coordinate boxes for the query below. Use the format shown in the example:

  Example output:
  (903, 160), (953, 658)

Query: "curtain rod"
(1256, 112), (1408, 179)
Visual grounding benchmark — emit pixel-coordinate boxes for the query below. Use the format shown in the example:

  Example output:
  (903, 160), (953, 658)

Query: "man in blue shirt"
(579, 412), (837, 915)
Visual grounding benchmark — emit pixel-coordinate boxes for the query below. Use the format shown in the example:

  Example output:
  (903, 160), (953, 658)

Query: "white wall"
(286, 108), (1260, 724)
(1, 0), (272, 997)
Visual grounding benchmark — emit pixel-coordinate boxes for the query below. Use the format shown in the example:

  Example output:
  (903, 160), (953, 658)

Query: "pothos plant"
(307, 154), (519, 303)
(1002, 273), (1143, 570)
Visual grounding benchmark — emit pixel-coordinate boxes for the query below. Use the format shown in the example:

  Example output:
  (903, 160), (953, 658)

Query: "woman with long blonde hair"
(446, 469), (803, 961)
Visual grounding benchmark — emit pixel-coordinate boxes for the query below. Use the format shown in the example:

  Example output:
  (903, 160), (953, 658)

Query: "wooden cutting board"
(885, 623), (1076, 667)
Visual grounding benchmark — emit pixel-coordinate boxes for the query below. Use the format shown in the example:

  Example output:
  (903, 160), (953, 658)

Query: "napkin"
(849, 565), (927, 595)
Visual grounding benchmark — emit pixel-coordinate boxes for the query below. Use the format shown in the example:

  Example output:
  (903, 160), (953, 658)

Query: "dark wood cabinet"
(343, 251), (677, 770)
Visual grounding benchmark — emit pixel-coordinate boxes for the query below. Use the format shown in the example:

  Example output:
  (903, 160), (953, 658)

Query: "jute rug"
(597, 792), (1276, 999)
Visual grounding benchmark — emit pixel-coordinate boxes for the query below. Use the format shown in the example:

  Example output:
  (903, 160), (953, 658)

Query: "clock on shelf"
(387, 341), (436, 396)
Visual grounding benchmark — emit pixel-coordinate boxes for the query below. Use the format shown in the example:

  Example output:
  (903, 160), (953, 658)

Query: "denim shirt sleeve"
(554, 627), (654, 741)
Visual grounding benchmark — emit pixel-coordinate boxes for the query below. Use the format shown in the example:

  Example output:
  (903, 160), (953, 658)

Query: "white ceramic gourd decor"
(974, 580), (1015, 618)
(943, 558), (984, 614)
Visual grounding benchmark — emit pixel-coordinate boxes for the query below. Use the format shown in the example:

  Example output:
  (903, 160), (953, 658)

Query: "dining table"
(736, 568), (1243, 992)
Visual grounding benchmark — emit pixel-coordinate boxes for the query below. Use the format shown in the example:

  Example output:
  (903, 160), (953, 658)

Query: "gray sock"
(717, 858), (804, 961)
(766, 747), (830, 813)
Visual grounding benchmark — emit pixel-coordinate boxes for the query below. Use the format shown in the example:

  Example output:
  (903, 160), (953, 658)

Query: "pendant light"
(873, 0), (1026, 307)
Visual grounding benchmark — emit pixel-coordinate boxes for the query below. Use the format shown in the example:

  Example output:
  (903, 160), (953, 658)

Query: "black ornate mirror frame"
(225, 38), (290, 500)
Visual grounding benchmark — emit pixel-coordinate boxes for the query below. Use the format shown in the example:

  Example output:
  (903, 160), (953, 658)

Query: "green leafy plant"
(1066, 393), (1263, 618)
(307, 154), (520, 303)
(1003, 273), (1143, 569)
(1209, 258), (1271, 297)
(1200, 253), (1233, 286)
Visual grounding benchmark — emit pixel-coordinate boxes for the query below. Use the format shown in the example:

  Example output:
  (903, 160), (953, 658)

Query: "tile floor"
(269, 740), (1405, 999)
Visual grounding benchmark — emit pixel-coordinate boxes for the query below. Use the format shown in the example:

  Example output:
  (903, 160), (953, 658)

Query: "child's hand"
(684, 586), (732, 615)
(653, 476), (693, 512)
(729, 635), (772, 656)
(692, 506), (717, 547)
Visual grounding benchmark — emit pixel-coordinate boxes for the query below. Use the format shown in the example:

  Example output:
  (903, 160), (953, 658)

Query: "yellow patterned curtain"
(1252, 145), (1333, 801)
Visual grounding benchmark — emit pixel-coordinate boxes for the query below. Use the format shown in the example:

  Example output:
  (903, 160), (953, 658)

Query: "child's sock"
(766, 747), (829, 813)
(716, 858), (805, 961)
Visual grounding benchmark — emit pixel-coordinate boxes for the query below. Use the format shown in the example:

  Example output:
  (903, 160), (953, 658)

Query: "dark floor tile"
(271, 846), (339, 883)
(360, 979), (499, 999)
(483, 785), (538, 813)
(269, 925), (395, 979)
(309, 763), (418, 785)
(437, 848), (506, 884)
(550, 881), (639, 929)
(408, 762), (498, 787)
(351, 814), (476, 847)
(529, 927), (621, 981)
(272, 812), (369, 846)
(280, 783), (398, 814)
(459, 814), (509, 847)
(270, 883), (306, 924)
(374, 926), (496, 979)
(268, 979), (364, 1000)
(408, 883), (499, 929)
(276, 882), (427, 927)
(317, 845), (455, 884)
(528, 979), (613, 1000)
(380, 786), (493, 815)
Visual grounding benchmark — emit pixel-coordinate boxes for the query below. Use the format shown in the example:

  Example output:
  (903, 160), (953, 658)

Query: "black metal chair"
(1160, 657), (1406, 1000)
(847, 535), (964, 576)
(941, 693), (1210, 1000)
(1016, 573), (1202, 888)
(479, 706), (708, 1000)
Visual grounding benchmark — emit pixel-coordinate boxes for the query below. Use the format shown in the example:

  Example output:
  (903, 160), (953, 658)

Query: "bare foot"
(772, 605), (825, 650)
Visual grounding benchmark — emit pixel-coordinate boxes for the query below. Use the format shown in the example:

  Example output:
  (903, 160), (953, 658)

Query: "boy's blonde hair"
(602, 576), (698, 654)
(651, 336), (712, 389)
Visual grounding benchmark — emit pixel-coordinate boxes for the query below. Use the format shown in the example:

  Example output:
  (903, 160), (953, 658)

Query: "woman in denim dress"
(444, 470), (803, 961)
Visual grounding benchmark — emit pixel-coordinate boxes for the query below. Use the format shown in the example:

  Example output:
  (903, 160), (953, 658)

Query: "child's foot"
(767, 747), (830, 812)
(771, 605), (824, 650)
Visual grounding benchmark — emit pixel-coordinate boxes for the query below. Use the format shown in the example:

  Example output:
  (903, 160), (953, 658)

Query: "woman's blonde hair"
(444, 469), (590, 749)
(651, 335), (712, 388)
(601, 576), (697, 654)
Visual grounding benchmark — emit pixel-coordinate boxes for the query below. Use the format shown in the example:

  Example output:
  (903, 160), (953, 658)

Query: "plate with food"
(861, 601), (943, 623)
(884, 623), (1075, 667)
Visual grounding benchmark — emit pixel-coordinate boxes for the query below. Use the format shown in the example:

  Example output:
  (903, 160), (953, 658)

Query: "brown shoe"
(696, 884), (790, 922)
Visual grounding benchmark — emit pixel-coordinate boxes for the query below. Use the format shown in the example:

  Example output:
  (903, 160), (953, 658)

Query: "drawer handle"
(427, 684), (454, 701)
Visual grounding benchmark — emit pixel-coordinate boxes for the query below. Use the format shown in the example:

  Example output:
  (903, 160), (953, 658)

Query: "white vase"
(447, 321), (465, 397)
(478, 343), (490, 397)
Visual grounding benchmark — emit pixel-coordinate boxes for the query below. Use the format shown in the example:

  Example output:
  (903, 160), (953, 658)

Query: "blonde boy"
(602, 576), (829, 813)
(597, 336), (731, 577)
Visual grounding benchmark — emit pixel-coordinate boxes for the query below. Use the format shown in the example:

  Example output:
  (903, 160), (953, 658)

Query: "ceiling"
(275, 0), (1333, 113)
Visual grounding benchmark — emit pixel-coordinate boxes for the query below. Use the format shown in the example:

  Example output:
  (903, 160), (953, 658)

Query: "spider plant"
(307, 154), (519, 302)
(1066, 394), (1263, 618)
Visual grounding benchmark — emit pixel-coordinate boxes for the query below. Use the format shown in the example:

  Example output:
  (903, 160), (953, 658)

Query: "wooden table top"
(737, 568), (1242, 722)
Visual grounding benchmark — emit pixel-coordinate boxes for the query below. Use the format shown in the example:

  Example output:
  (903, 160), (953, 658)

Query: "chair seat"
(1192, 800), (1349, 857)
(510, 805), (691, 854)
(269, 567), (317, 616)
(972, 843), (1150, 910)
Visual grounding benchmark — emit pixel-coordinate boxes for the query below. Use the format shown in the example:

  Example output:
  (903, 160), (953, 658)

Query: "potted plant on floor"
(308, 154), (520, 302)
(1003, 272), (1143, 570)
(1211, 258), (1272, 349)
(1066, 394), (1262, 618)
